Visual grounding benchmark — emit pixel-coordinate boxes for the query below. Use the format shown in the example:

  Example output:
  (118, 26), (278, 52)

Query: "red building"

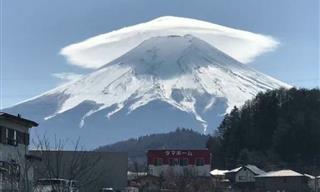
(147, 149), (211, 176)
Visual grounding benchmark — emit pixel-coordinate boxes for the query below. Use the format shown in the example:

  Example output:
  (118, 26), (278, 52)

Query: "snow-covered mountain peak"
(107, 35), (240, 79)
(38, 35), (289, 127)
(5, 34), (290, 148)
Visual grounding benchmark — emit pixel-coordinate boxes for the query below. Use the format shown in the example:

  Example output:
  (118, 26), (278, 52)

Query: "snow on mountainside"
(5, 35), (290, 149)
(61, 16), (278, 69)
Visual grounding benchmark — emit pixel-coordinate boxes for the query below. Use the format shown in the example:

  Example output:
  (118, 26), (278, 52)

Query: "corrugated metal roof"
(245, 165), (266, 175)
(256, 170), (303, 177)
(303, 174), (315, 179)
(227, 165), (266, 175)
(212, 165), (266, 177)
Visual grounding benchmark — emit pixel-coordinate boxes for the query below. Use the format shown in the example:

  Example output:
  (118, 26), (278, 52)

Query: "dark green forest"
(97, 128), (209, 168)
(207, 88), (320, 174)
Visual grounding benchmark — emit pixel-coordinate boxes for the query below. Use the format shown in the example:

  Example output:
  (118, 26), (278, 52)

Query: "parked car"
(34, 178), (79, 192)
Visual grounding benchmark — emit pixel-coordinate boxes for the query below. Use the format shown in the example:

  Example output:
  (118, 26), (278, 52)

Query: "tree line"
(207, 88), (320, 174)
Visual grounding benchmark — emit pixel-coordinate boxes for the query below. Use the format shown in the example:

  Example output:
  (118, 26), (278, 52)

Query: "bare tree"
(32, 135), (104, 192)
(5, 140), (40, 192)
(162, 169), (217, 192)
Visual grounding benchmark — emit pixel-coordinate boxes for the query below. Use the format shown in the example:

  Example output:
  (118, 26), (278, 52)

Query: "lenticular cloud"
(60, 16), (279, 69)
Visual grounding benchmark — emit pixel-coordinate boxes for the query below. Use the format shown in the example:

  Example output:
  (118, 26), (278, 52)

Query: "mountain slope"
(96, 128), (210, 166)
(4, 35), (290, 148)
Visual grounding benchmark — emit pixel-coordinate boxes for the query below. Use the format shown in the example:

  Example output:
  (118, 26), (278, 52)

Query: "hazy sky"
(1, 0), (319, 108)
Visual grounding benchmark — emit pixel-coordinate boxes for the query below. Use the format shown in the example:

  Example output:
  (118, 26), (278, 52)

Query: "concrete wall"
(31, 151), (128, 192)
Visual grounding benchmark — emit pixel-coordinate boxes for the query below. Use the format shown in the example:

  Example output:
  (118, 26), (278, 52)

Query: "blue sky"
(1, 0), (319, 108)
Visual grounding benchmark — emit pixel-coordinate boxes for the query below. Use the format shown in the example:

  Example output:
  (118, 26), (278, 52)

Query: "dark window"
(155, 158), (163, 166)
(0, 126), (3, 143)
(195, 158), (205, 166)
(7, 128), (16, 146)
(169, 158), (179, 166)
(0, 126), (29, 146)
(0, 126), (7, 144)
(16, 132), (29, 145)
(5, 128), (17, 146)
(179, 158), (188, 166)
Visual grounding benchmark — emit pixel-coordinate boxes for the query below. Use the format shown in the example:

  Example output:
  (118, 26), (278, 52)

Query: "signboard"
(164, 150), (193, 156)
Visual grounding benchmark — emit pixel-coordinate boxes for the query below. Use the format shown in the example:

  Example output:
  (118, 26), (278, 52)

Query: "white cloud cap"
(61, 16), (279, 69)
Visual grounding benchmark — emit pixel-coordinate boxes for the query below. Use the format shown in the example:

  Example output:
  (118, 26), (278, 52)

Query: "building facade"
(255, 170), (311, 192)
(0, 112), (38, 191)
(225, 165), (266, 191)
(147, 149), (211, 177)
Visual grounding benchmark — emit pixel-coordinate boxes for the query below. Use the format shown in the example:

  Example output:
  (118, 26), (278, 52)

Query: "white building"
(0, 112), (38, 191)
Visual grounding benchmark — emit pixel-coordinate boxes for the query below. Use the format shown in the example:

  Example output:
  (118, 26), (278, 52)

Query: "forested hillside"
(97, 128), (209, 167)
(207, 88), (320, 174)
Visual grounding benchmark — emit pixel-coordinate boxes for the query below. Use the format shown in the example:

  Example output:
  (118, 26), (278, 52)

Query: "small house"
(225, 165), (266, 191)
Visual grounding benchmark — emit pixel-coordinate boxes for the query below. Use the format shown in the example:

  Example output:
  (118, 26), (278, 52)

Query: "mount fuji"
(4, 30), (290, 149)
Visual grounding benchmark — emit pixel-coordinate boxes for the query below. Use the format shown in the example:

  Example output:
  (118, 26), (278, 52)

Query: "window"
(6, 128), (17, 146)
(195, 158), (204, 166)
(169, 158), (179, 166)
(19, 132), (29, 145)
(0, 126), (29, 146)
(179, 158), (188, 166)
(155, 158), (163, 166)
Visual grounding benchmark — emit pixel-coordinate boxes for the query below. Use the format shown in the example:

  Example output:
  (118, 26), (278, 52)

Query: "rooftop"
(0, 112), (38, 128)
(210, 169), (229, 176)
(228, 165), (266, 175)
(256, 170), (303, 178)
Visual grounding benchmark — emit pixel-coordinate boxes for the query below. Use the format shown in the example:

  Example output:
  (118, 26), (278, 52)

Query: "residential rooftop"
(0, 112), (38, 128)
(256, 170), (303, 177)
